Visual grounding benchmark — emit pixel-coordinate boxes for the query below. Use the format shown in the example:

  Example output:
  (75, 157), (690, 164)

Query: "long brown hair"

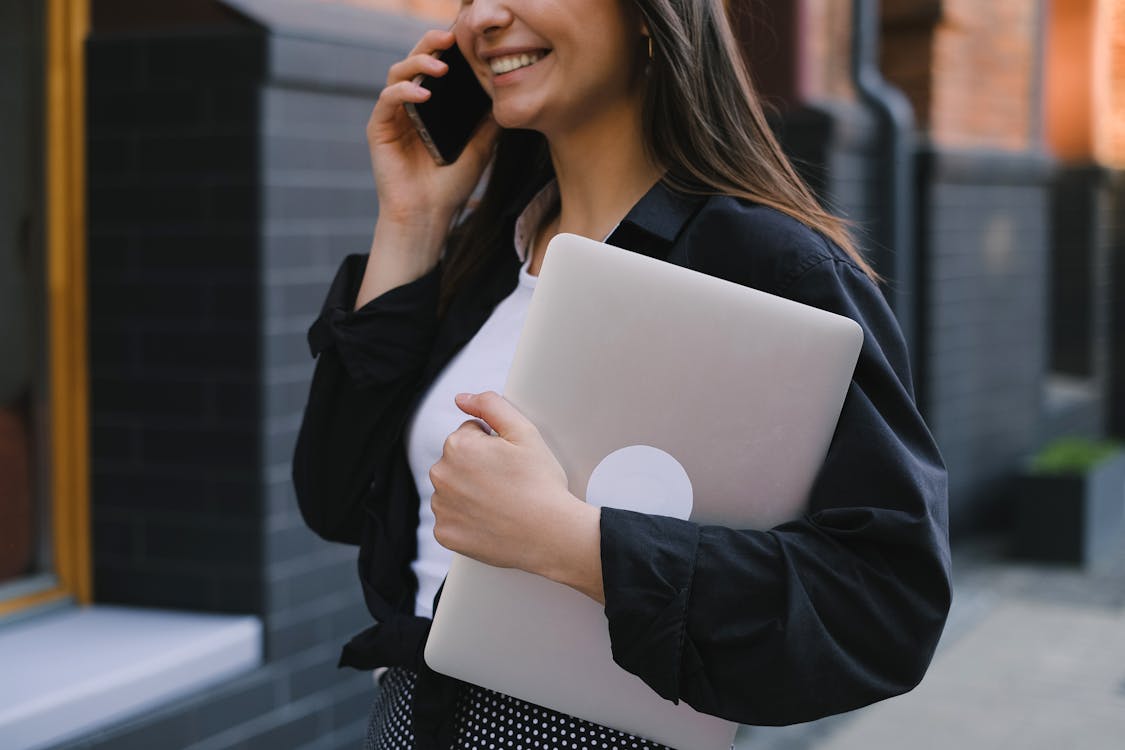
(436, 0), (878, 317)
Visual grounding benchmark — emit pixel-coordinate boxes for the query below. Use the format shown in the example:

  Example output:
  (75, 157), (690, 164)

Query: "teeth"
(490, 52), (543, 75)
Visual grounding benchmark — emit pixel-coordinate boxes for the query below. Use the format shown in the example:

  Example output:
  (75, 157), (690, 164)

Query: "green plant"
(1029, 437), (1125, 474)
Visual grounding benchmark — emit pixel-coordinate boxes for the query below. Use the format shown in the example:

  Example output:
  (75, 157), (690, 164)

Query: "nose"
(459, 0), (513, 37)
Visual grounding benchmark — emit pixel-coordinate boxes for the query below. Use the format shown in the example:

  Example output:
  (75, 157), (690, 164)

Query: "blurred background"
(1, 0), (1122, 748)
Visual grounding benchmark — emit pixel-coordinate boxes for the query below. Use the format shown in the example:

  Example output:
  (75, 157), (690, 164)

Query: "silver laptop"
(425, 233), (863, 750)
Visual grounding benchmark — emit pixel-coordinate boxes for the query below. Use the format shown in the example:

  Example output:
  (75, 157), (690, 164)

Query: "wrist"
(535, 495), (605, 605)
(370, 215), (451, 270)
(376, 206), (456, 236)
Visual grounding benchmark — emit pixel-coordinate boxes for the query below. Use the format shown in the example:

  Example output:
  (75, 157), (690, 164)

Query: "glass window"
(0, 0), (52, 600)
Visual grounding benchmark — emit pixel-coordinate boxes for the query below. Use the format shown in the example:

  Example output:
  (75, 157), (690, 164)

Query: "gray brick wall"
(914, 148), (1054, 531)
(1049, 166), (1111, 380)
(1109, 172), (1125, 439)
(62, 11), (425, 750)
(772, 101), (881, 237)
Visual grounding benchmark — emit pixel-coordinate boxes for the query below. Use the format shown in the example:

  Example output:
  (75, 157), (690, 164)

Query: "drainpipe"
(850, 0), (920, 380)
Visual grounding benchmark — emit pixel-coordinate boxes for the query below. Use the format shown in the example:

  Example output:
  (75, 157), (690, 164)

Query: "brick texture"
(1097, 0), (1125, 166)
(58, 10), (426, 749)
(915, 150), (1054, 530)
(86, 27), (267, 618)
(804, 0), (856, 103)
(331, 0), (457, 22)
(882, 0), (1040, 151)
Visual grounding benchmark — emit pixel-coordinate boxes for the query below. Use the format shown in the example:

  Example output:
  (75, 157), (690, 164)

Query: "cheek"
(454, 34), (489, 93)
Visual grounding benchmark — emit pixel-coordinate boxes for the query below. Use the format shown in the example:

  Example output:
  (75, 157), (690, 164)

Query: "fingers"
(374, 79), (431, 112)
(386, 53), (449, 87)
(408, 28), (456, 58)
(368, 80), (431, 142)
(454, 391), (529, 441)
(373, 29), (457, 127)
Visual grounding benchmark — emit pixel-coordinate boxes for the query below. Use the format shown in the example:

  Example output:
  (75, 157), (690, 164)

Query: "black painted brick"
(209, 86), (259, 125)
(209, 279), (260, 320)
(139, 423), (257, 469)
(88, 323), (139, 371)
(93, 278), (210, 320)
(87, 134), (139, 179)
(90, 183), (210, 227)
(138, 328), (256, 371)
(209, 184), (259, 222)
(94, 563), (215, 610)
(86, 39), (144, 91)
(90, 422), (140, 466)
(91, 514), (140, 566)
(93, 374), (210, 417)
(142, 515), (259, 567)
(93, 470), (259, 517)
(142, 33), (266, 87)
(137, 133), (255, 175)
(72, 19), (416, 750)
(208, 379), (259, 421)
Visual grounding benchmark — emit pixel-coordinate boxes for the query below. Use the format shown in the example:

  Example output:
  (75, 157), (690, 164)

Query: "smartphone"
(404, 42), (492, 166)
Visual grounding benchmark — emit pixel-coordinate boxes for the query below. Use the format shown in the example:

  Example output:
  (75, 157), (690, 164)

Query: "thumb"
(454, 391), (532, 442)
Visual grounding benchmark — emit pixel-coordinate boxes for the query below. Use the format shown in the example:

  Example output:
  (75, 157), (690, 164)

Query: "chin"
(491, 110), (533, 131)
(490, 99), (546, 132)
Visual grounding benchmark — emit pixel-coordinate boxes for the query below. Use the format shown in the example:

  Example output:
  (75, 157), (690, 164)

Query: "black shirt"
(292, 178), (952, 748)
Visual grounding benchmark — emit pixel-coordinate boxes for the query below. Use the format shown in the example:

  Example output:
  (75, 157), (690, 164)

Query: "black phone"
(404, 43), (492, 166)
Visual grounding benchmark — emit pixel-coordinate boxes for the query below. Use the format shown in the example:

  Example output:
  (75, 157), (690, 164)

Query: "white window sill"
(0, 605), (262, 750)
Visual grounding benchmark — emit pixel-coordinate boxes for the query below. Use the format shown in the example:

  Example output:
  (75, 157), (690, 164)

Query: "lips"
(483, 48), (552, 77)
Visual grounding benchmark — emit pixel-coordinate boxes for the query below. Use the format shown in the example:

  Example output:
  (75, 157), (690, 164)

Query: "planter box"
(1012, 452), (1125, 566)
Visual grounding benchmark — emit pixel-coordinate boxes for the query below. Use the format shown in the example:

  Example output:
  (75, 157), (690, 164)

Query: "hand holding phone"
(404, 42), (493, 166)
(365, 29), (499, 228)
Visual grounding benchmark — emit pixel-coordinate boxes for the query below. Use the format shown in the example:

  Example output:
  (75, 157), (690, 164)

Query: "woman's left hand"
(429, 391), (604, 602)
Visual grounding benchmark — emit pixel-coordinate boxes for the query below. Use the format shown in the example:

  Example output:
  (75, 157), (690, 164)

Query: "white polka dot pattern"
(364, 668), (674, 750)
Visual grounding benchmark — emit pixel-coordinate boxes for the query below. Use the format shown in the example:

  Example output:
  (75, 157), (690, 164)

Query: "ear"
(630, 0), (650, 36)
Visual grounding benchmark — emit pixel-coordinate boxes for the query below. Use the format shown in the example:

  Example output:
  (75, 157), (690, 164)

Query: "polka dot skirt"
(364, 667), (674, 750)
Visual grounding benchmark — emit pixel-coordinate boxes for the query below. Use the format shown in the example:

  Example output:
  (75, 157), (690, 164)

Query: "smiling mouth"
(489, 50), (551, 75)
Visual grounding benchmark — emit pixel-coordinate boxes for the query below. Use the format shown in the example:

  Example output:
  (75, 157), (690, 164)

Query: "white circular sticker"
(585, 445), (693, 520)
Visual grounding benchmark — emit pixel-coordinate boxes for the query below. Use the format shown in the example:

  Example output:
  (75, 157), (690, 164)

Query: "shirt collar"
(512, 180), (560, 263)
(510, 175), (707, 264)
(606, 178), (707, 262)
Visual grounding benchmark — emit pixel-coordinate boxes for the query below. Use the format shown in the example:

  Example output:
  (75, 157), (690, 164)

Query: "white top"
(405, 181), (555, 618)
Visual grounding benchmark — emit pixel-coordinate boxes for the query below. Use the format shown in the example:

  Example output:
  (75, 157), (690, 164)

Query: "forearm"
(356, 214), (452, 310)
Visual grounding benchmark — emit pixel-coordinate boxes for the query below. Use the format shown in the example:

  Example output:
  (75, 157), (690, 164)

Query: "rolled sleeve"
(600, 508), (700, 703)
(292, 253), (443, 544)
(307, 253), (443, 388)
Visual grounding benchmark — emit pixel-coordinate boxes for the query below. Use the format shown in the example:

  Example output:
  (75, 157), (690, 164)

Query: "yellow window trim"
(4, 0), (93, 616)
(46, 0), (92, 606)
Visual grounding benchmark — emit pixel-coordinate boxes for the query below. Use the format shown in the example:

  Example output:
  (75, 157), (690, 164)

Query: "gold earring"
(647, 35), (654, 60)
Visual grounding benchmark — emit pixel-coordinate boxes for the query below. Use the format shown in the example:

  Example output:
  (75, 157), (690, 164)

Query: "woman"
(292, 0), (953, 748)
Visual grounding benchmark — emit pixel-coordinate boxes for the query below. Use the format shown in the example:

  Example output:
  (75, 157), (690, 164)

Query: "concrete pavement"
(735, 536), (1125, 750)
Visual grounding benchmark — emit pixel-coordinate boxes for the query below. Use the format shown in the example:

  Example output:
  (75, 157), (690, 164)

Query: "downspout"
(850, 0), (920, 379)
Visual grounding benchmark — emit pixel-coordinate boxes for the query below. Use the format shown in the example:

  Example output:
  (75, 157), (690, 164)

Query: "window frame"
(0, 0), (91, 620)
